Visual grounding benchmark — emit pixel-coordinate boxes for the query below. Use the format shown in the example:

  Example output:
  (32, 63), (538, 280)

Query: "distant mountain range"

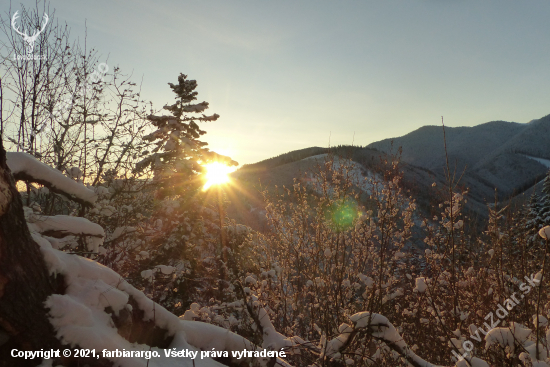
(368, 114), (550, 207)
(230, 114), (550, 227)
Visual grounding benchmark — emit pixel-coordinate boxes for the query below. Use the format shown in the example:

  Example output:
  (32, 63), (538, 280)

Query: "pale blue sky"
(3, 0), (550, 165)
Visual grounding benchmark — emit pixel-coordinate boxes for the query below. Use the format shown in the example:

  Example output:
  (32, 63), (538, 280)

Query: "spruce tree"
(117, 74), (238, 311)
(136, 73), (237, 197)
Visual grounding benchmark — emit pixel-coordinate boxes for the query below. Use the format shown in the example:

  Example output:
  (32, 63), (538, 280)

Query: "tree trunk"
(0, 142), (166, 367)
(0, 142), (61, 366)
(0, 141), (237, 367)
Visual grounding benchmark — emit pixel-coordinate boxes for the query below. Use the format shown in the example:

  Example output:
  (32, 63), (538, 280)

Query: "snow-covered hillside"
(367, 114), (550, 208)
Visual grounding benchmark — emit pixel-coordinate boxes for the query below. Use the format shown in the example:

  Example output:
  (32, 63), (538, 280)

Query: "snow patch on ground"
(300, 155), (382, 195)
(520, 154), (550, 169)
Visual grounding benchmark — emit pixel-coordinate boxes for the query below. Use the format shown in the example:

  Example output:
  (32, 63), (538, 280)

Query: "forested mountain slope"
(368, 114), (550, 205)
(234, 114), (550, 226)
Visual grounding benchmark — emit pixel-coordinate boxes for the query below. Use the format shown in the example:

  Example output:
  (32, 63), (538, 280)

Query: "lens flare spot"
(326, 199), (359, 231)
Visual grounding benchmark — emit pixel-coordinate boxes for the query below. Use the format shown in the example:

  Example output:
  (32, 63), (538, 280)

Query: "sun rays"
(202, 162), (236, 191)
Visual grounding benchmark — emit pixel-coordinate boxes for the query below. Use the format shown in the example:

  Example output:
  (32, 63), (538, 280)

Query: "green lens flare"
(326, 199), (359, 231)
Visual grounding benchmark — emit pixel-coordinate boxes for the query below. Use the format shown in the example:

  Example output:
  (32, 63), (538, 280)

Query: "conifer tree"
(136, 73), (237, 198)
(118, 73), (238, 311)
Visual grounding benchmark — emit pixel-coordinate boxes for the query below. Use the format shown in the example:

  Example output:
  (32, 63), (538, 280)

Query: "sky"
(2, 0), (550, 166)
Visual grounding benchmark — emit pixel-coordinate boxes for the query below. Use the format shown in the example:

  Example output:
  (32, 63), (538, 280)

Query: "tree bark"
(0, 141), (237, 367)
(0, 142), (61, 366)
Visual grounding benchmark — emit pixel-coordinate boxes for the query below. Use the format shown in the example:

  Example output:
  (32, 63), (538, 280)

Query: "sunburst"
(202, 162), (236, 190)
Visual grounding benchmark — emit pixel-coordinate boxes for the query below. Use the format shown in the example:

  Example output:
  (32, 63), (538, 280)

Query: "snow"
(244, 276), (257, 285)
(414, 277), (427, 293)
(301, 153), (329, 162)
(37, 235), (225, 367)
(358, 273), (374, 287)
(181, 102), (208, 113)
(34, 232), (292, 367)
(349, 312), (446, 367)
(224, 224), (250, 236)
(26, 213), (105, 252)
(156, 265), (176, 275)
(455, 358), (489, 367)
(345, 312), (497, 367)
(141, 266), (175, 279)
(181, 303), (200, 321)
(324, 323), (353, 358)
(485, 323), (531, 352)
(27, 214), (104, 237)
(525, 342), (549, 362)
(108, 226), (136, 241)
(6, 152), (97, 204)
(521, 154), (550, 169)
(535, 270), (543, 284)
(539, 226), (550, 239)
(141, 269), (154, 280)
(256, 305), (295, 351)
(68, 167), (82, 179)
(300, 154), (382, 196)
(534, 315), (548, 327)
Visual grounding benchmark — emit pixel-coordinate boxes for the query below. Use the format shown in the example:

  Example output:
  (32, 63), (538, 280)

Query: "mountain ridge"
(367, 114), (550, 201)
(233, 114), (550, 225)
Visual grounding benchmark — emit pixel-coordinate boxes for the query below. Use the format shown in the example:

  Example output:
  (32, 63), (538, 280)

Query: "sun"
(202, 162), (236, 190)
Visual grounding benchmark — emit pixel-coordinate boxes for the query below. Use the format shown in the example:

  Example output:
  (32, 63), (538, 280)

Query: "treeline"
(240, 144), (381, 173)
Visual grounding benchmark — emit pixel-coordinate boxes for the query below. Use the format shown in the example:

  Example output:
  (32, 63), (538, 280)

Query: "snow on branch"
(146, 115), (179, 127)
(26, 212), (105, 252)
(234, 284), (486, 367)
(181, 320), (293, 367)
(349, 312), (445, 367)
(35, 233), (293, 367)
(181, 101), (209, 113)
(6, 152), (97, 206)
(340, 312), (489, 367)
(198, 113), (219, 122)
(235, 281), (300, 353)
